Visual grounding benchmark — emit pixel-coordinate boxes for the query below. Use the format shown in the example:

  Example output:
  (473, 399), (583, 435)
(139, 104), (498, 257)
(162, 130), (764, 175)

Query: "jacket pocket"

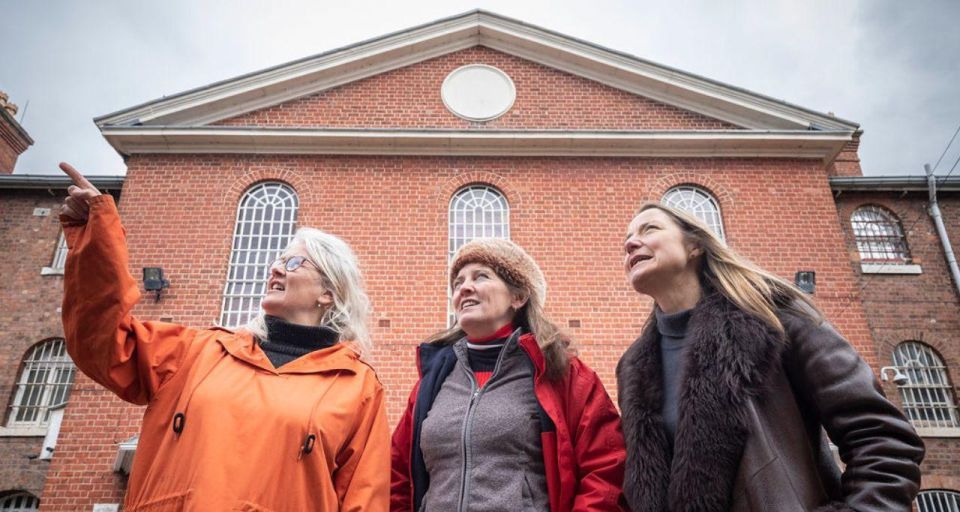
(233, 501), (279, 512)
(128, 490), (192, 511)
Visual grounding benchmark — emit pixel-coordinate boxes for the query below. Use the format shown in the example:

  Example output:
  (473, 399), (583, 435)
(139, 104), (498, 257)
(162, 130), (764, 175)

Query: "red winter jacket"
(391, 333), (626, 512)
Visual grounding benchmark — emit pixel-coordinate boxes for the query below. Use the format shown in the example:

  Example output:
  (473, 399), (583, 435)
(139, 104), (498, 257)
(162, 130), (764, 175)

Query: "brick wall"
(40, 152), (874, 509)
(835, 191), (960, 490)
(0, 191), (69, 498)
(216, 46), (740, 131)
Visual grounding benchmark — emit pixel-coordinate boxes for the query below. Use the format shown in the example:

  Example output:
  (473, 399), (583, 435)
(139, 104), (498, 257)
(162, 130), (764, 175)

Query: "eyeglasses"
(270, 255), (318, 273)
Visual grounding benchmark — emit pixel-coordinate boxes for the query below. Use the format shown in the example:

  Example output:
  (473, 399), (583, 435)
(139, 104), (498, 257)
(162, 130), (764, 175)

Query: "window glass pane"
(219, 182), (299, 327)
(851, 206), (911, 263)
(448, 185), (510, 324)
(6, 339), (75, 429)
(893, 342), (960, 429)
(661, 186), (725, 240)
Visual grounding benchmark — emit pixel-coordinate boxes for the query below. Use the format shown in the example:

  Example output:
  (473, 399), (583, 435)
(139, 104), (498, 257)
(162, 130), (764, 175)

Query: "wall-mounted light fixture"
(794, 270), (816, 294)
(879, 366), (909, 386)
(143, 267), (170, 303)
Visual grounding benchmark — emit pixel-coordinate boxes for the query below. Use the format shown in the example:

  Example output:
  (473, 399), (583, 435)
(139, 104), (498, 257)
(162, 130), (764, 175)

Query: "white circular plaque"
(441, 65), (516, 122)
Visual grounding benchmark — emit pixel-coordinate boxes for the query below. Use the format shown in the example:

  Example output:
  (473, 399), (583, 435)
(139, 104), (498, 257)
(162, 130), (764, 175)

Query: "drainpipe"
(925, 163), (960, 298)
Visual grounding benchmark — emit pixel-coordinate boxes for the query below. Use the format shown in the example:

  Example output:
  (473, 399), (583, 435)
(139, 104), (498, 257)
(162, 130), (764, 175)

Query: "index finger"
(59, 162), (95, 189)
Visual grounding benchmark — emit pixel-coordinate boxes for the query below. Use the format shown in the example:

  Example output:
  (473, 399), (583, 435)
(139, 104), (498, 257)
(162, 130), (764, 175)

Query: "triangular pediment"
(95, 10), (857, 132)
(211, 46), (740, 131)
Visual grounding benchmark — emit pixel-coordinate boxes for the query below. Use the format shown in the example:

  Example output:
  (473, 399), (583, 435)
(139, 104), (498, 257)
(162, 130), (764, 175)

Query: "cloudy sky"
(3, 0), (958, 176)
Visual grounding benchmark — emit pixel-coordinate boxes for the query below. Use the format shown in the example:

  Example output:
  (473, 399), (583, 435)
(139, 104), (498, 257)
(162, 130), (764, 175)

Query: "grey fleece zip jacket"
(418, 333), (550, 512)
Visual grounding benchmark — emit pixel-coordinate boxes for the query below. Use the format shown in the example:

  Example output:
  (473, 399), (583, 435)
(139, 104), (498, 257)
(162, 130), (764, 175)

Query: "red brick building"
(831, 175), (960, 509)
(0, 10), (956, 511)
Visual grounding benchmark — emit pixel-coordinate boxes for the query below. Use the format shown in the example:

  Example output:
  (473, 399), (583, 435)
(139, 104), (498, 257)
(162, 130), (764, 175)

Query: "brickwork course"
(0, 10), (956, 510)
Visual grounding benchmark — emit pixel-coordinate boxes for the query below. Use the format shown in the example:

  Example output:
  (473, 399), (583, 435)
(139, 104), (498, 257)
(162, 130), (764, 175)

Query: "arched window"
(661, 185), (725, 239)
(448, 185), (510, 260)
(851, 205), (911, 263)
(448, 185), (510, 324)
(893, 341), (959, 429)
(917, 489), (960, 512)
(219, 182), (299, 327)
(0, 493), (39, 512)
(6, 339), (75, 429)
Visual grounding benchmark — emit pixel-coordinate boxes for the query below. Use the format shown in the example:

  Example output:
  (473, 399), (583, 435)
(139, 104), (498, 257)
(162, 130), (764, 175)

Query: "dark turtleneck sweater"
(466, 322), (515, 388)
(656, 307), (693, 447)
(260, 315), (339, 368)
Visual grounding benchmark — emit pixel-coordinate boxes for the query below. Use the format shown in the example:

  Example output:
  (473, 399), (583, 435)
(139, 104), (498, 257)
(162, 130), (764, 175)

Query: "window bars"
(6, 339), (75, 428)
(448, 185), (510, 324)
(661, 186), (725, 240)
(850, 205), (911, 263)
(50, 232), (68, 270)
(219, 183), (298, 327)
(892, 341), (960, 429)
(917, 490), (960, 512)
(0, 493), (39, 512)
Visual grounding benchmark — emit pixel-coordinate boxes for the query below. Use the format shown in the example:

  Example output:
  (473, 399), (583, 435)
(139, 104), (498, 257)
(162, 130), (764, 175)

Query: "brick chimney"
(0, 91), (34, 174)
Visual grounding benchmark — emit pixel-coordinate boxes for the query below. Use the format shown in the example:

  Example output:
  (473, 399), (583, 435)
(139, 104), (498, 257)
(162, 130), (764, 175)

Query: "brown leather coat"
(617, 292), (924, 512)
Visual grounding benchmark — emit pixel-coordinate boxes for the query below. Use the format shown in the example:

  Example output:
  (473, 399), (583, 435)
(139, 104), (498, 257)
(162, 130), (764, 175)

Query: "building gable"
(214, 46), (739, 131)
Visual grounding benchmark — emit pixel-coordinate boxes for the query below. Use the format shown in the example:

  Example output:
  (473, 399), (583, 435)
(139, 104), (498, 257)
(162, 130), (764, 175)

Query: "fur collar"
(617, 292), (787, 511)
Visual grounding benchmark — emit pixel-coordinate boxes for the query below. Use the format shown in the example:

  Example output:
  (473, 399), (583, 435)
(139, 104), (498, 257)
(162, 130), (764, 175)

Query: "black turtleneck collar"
(655, 307), (693, 344)
(260, 315), (339, 368)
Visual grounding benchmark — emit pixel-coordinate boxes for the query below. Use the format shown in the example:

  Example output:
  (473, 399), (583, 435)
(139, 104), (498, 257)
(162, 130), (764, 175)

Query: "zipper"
(455, 339), (513, 512)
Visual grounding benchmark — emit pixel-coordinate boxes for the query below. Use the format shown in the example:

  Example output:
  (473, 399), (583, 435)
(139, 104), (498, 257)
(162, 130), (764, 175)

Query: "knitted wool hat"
(449, 238), (547, 311)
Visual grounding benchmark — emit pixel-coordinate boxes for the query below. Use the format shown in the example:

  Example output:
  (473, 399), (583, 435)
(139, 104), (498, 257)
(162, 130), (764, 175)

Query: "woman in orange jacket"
(58, 163), (389, 511)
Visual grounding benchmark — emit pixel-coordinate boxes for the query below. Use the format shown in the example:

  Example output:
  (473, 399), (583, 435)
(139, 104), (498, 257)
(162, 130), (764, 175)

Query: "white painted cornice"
(101, 127), (851, 161)
(94, 10), (858, 133)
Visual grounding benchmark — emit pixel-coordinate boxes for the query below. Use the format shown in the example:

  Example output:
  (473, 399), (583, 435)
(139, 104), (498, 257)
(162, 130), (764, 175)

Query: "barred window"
(50, 232), (68, 270)
(851, 206), (911, 263)
(219, 182), (298, 327)
(917, 490), (960, 512)
(6, 339), (75, 429)
(448, 185), (509, 324)
(661, 186), (725, 239)
(0, 493), (39, 512)
(893, 341), (959, 429)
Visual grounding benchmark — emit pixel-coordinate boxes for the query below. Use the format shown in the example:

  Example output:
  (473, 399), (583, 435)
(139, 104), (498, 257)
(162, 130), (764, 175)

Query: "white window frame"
(219, 182), (299, 328)
(0, 493), (39, 512)
(2, 339), (75, 437)
(661, 185), (725, 240)
(447, 185), (510, 324)
(892, 341), (960, 435)
(916, 489), (960, 512)
(40, 232), (68, 276)
(851, 205), (914, 272)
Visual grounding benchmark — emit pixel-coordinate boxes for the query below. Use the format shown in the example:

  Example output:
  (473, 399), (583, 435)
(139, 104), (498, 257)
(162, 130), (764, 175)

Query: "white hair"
(243, 228), (372, 357)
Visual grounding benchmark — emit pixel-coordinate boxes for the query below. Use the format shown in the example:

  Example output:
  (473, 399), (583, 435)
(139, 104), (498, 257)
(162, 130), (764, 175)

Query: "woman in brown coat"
(617, 202), (924, 511)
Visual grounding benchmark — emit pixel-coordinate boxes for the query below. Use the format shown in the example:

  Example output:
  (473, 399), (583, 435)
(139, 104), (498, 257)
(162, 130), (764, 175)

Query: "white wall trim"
(101, 127), (851, 160)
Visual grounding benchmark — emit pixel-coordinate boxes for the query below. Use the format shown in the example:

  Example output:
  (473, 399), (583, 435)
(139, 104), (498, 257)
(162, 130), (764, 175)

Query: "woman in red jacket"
(391, 238), (626, 512)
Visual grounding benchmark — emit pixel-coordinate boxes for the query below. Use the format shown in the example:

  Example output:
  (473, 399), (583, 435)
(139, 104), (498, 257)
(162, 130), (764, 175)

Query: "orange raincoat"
(61, 195), (389, 511)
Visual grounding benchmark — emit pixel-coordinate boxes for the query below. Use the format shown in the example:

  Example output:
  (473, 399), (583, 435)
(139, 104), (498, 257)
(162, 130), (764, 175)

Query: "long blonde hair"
(636, 202), (821, 333)
(244, 228), (372, 357)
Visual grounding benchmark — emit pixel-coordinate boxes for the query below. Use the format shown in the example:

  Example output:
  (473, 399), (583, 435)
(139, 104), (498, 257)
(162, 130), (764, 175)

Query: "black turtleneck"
(656, 307), (693, 448)
(260, 315), (339, 368)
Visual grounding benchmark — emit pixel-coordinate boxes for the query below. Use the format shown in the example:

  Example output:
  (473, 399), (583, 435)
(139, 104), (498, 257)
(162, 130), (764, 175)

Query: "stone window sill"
(0, 426), (47, 437)
(41, 267), (64, 276)
(915, 427), (960, 438)
(860, 263), (922, 275)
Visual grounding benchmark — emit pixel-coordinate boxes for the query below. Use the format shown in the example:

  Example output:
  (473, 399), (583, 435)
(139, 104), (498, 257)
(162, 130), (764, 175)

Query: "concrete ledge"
(860, 263), (922, 275)
(40, 266), (64, 276)
(0, 426), (47, 437)
(916, 427), (960, 438)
